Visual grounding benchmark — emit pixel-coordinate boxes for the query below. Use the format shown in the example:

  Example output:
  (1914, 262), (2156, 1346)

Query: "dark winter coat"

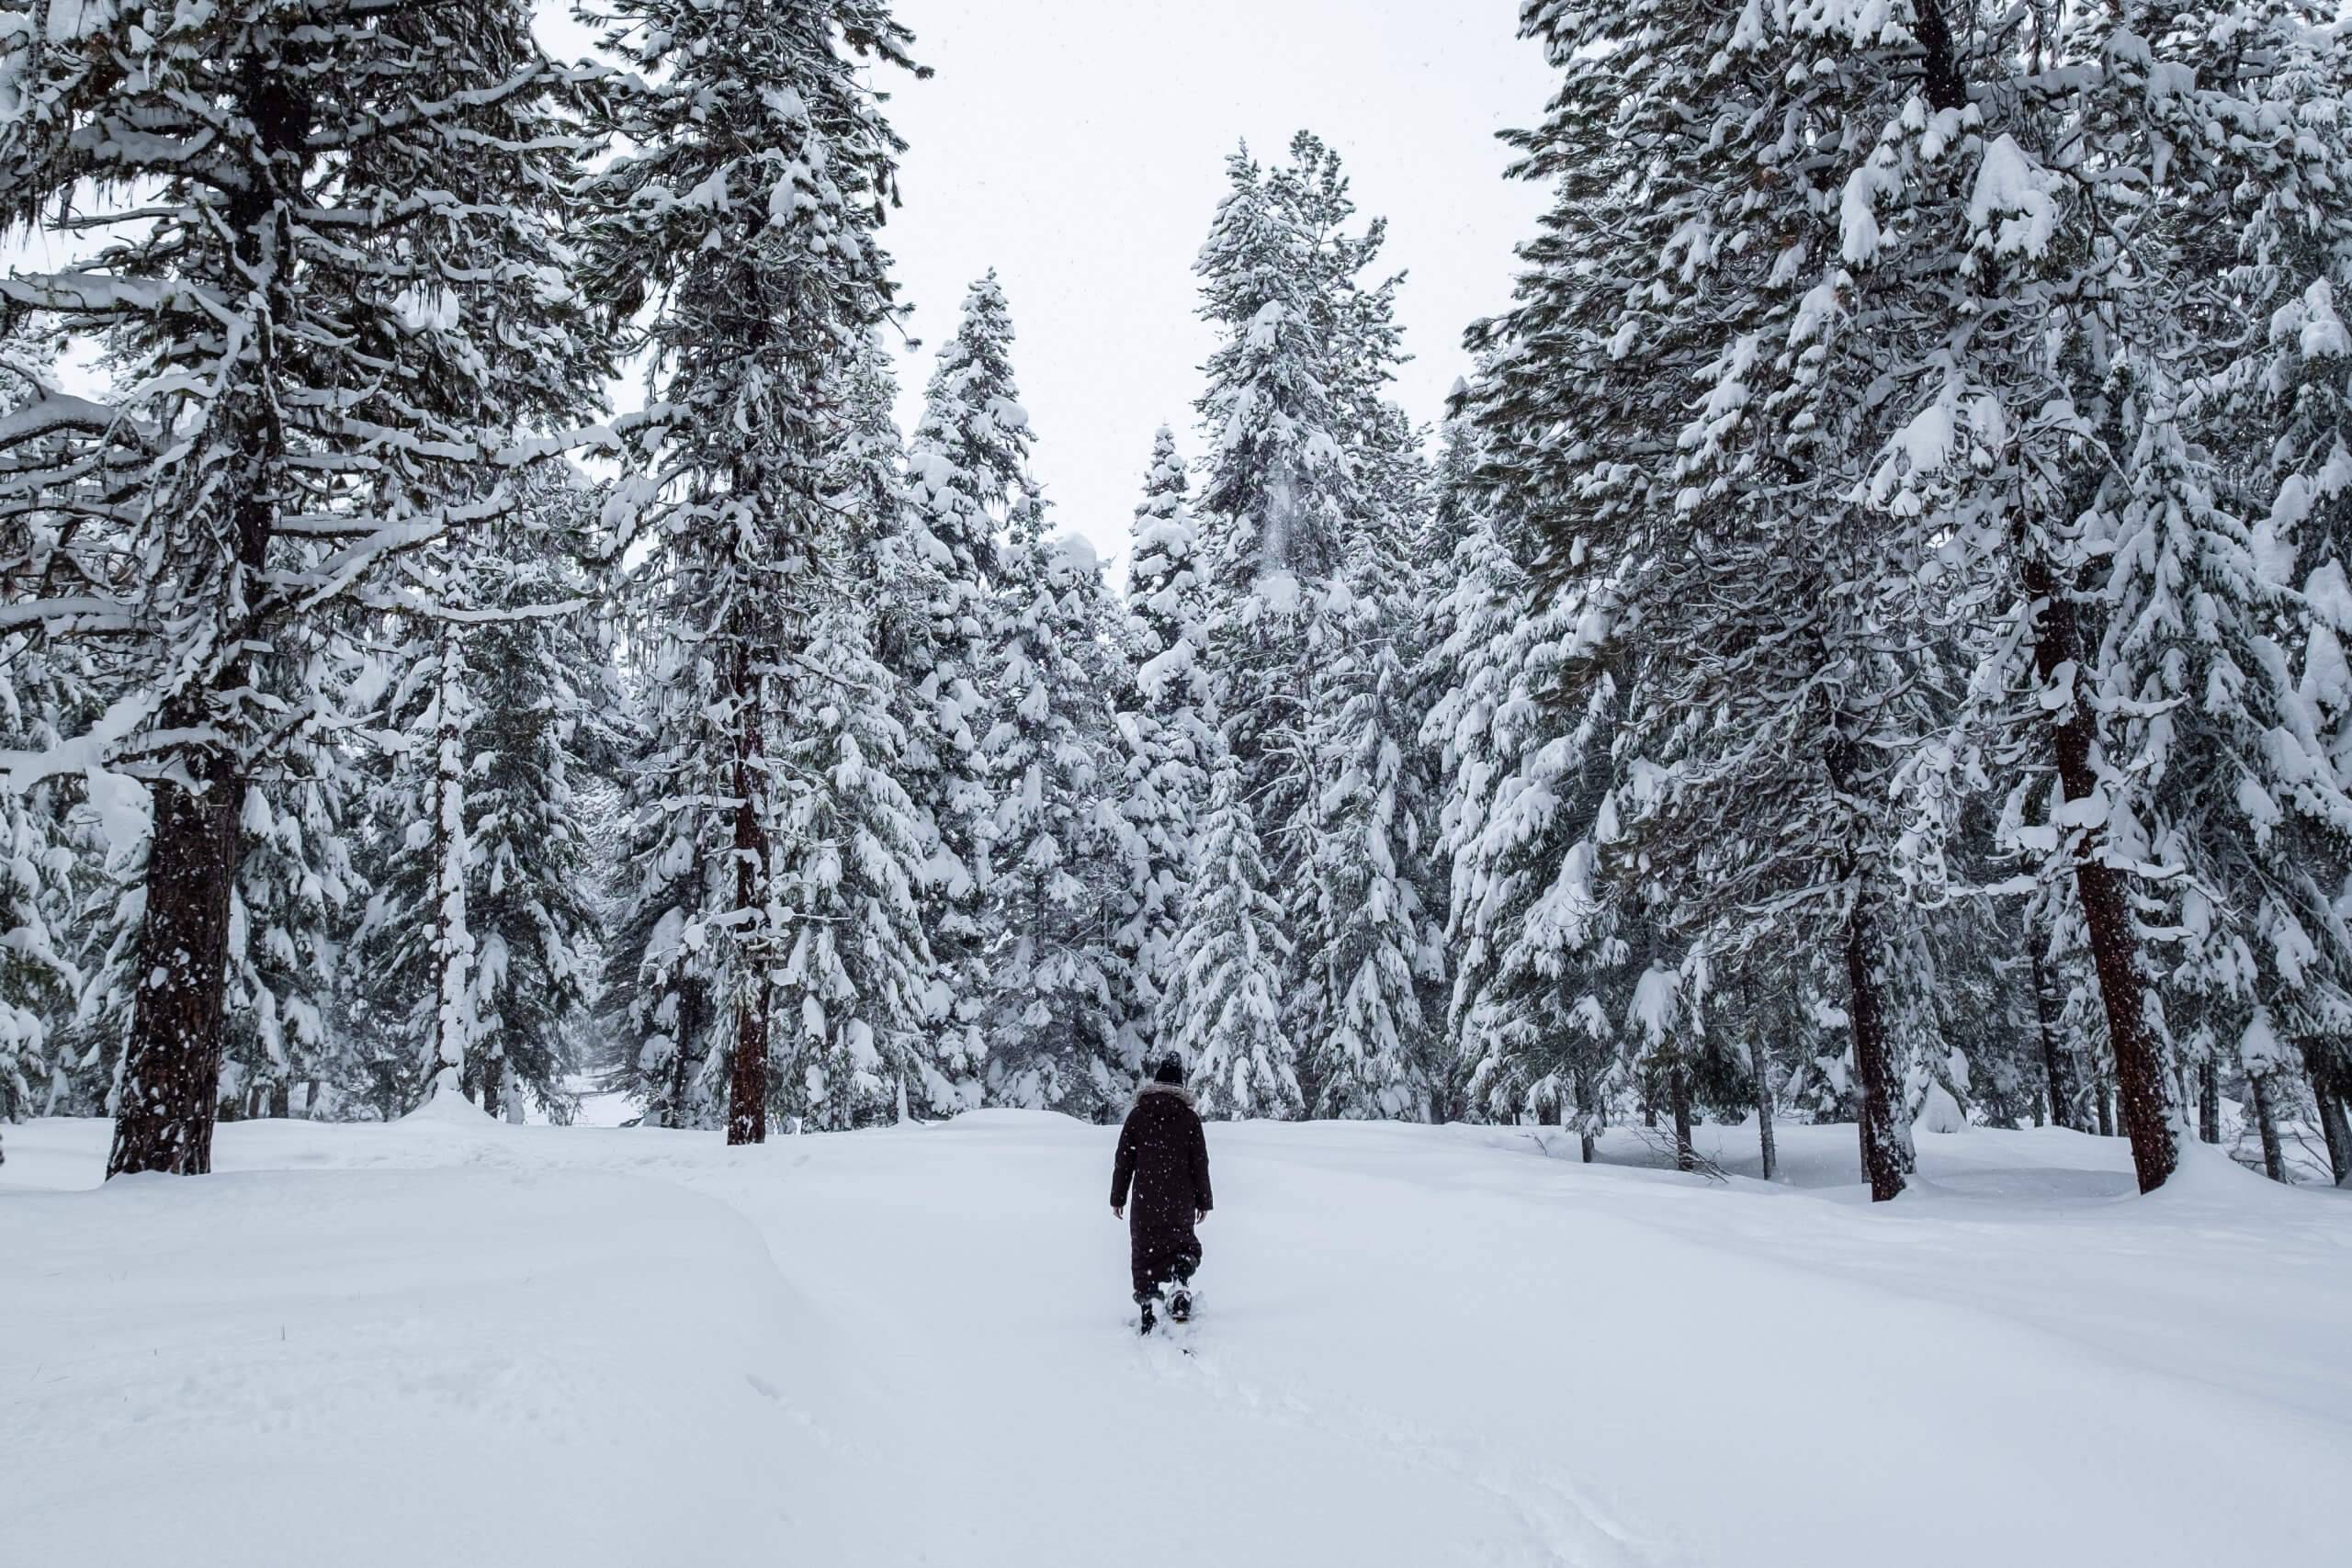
(1110, 1082), (1213, 1300)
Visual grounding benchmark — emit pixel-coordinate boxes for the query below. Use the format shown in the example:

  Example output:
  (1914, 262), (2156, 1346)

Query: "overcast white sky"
(542, 1), (1557, 570)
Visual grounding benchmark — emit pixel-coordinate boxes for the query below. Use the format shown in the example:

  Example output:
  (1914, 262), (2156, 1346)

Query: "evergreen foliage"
(979, 501), (1131, 1115)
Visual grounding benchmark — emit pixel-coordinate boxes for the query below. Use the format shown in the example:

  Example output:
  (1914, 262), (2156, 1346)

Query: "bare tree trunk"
(2198, 1058), (2221, 1145)
(2249, 1070), (2286, 1182)
(1754, 1041), (1779, 1181)
(1668, 1064), (1695, 1173)
(107, 735), (243, 1179)
(727, 644), (770, 1147)
(2019, 555), (2177, 1192)
(2095, 1075), (2114, 1139)
(1575, 1070), (1596, 1164)
(2304, 1050), (2350, 1186)
(2030, 948), (2080, 1131)
(481, 1057), (501, 1121)
(2315, 1088), (2348, 1187)
(1842, 885), (1910, 1201)
(658, 981), (706, 1130)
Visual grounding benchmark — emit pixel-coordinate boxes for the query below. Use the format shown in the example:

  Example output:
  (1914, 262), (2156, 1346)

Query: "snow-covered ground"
(4, 1108), (2345, 1568)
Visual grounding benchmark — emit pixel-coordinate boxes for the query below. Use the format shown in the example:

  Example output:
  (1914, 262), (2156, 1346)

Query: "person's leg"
(1131, 1231), (1156, 1302)
(1165, 1236), (1200, 1321)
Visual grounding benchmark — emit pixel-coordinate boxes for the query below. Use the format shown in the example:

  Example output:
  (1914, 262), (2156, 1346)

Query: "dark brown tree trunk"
(481, 1059), (501, 1121)
(726, 645), (770, 1147)
(268, 1078), (290, 1119)
(1575, 1070), (1596, 1164)
(2030, 948), (2081, 1131)
(2018, 554), (2177, 1191)
(1668, 1064), (1695, 1173)
(1911, 0), (1970, 112)
(665, 987), (699, 1130)
(107, 740), (244, 1179)
(2313, 1088), (2347, 1186)
(2095, 1075), (2114, 1138)
(1754, 1041), (1779, 1181)
(2198, 1058), (2221, 1145)
(2248, 1070), (2285, 1182)
(1842, 886), (1910, 1201)
(2304, 1050), (2350, 1185)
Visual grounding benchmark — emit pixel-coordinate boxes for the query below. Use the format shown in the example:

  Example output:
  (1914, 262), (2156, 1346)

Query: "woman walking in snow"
(1110, 1056), (1213, 1334)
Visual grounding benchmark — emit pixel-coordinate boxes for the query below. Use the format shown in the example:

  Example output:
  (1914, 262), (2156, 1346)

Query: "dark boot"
(1136, 1296), (1157, 1336)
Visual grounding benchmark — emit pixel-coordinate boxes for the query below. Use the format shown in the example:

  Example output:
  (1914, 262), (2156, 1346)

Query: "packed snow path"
(5, 1110), (2346, 1568)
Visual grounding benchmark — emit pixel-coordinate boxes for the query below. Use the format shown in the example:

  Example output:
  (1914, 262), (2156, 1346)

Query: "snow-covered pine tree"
(1844, 0), (2352, 1192)
(348, 591), (486, 1113)
(1192, 134), (1404, 1112)
(1112, 428), (1212, 1063)
(0, 0), (610, 1175)
(0, 323), (96, 1159)
(1832, 3), (2232, 1193)
(349, 468), (617, 1122)
(223, 703), (357, 1122)
(1487, 0), (2000, 1197)
(978, 495), (1131, 1114)
(1163, 757), (1299, 1120)
(901, 273), (1033, 1081)
(1301, 405), (1444, 1120)
(458, 550), (615, 1122)
(597, 671), (729, 1131)
(0, 739), (73, 1159)
(2291, 598), (2352, 1179)
(2092, 404), (2352, 1182)
(2165, 5), (2352, 1184)
(766, 592), (940, 1131)
(577, 0), (921, 1145)
(1125, 428), (1211, 721)
(829, 328), (988, 1106)
(1303, 612), (1440, 1121)
(1423, 503), (1634, 1152)
(1193, 140), (1359, 847)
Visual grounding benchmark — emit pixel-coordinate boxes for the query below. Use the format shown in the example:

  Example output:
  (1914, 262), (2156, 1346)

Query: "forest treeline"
(4, 1), (2349, 1196)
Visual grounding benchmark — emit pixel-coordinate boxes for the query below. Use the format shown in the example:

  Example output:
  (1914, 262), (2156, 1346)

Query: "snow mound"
(938, 1106), (1090, 1130)
(396, 1087), (499, 1127)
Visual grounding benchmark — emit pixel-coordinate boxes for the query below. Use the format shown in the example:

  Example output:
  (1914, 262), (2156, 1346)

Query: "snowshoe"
(1168, 1287), (1193, 1324)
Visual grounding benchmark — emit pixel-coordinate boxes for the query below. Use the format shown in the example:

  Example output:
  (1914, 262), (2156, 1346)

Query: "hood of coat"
(1136, 1080), (1195, 1109)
